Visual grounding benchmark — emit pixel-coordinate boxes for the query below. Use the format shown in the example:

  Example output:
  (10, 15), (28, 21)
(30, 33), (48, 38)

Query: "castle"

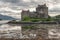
(21, 4), (48, 20)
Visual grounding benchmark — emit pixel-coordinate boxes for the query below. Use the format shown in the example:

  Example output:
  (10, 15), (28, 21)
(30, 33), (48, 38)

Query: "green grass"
(22, 16), (55, 22)
(22, 26), (35, 29)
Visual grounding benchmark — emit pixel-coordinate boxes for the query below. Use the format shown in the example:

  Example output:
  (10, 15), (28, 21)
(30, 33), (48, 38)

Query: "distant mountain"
(0, 14), (16, 20)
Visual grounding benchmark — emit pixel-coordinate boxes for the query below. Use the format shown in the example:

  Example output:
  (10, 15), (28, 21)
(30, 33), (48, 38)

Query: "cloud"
(0, 0), (20, 3)
(0, 0), (46, 8)
(49, 4), (60, 13)
(0, 1), (21, 19)
(0, 0), (60, 18)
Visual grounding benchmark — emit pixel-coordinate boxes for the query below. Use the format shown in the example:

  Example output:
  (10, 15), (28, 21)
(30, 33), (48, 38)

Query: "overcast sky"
(0, 0), (60, 19)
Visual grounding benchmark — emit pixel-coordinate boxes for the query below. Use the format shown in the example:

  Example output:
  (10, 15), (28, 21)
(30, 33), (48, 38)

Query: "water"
(48, 29), (60, 39)
(0, 20), (22, 38)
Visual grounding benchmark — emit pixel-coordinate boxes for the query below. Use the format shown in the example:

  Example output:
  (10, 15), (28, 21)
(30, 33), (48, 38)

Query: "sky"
(0, 0), (60, 19)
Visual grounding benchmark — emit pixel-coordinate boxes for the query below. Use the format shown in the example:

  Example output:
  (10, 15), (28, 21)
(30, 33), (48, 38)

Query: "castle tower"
(21, 10), (30, 20)
(36, 4), (48, 18)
